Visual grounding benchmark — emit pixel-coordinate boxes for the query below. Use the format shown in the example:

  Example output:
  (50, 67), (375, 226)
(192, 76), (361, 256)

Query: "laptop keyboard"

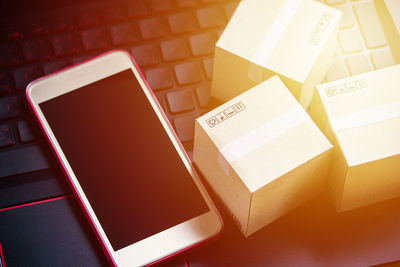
(0, 0), (238, 184)
(319, 0), (396, 81)
(0, 0), (397, 205)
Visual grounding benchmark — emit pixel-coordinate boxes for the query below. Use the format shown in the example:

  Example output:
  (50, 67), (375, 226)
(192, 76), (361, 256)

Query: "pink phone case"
(26, 50), (223, 266)
(0, 241), (5, 267)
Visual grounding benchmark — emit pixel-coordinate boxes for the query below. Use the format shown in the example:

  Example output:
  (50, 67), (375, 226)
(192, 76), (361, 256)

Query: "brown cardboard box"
(310, 65), (400, 212)
(212, 0), (341, 108)
(194, 76), (332, 237)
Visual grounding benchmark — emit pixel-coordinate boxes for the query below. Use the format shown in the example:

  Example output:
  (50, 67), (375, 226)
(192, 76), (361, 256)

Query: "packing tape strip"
(218, 105), (308, 174)
(247, 62), (264, 84)
(250, 0), (303, 74)
(330, 100), (400, 132)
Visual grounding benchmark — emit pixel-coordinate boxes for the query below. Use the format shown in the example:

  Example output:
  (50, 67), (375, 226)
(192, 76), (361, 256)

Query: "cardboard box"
(212, 0), (341, 109)
(194, 76), (332, 237)
(310, 65), (400, 212)
(375, 0), (400, 64)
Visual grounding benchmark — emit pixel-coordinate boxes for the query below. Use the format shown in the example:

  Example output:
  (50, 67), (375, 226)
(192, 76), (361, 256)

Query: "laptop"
(0, 0), (400, 266)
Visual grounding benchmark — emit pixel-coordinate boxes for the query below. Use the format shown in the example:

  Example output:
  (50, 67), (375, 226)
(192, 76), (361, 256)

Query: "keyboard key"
(335, 5), (354, 29)
(189, 33), (215, 56)
(51, 33), (81, 57)
(53, 15), (75, 32)
(168, 12), (197, 35)
(128, 1), (148, 17)
(0, 71), (14, 94)
(195, 85), (210, 107)
(145, 68), (173, 90)
(174, 115), (196, 142)
(160, 39), (188, 62)
(346, 54), (371, 76)
(174, 62), (202, 85)
(202, 58), (213, 80)
(325, 58), (348, 81)
(43, 60), (71, 75)
(175, 0), (197, 8)
(166, 90), (195, 113)
(354, 2), (387, 48)
(17, 120), (36, 143)
(339, 29), (363, 54)
(26, 21), (49, 36)
(78, 12), (99, 28)
(0, 96), (22, 119)
(0, 124), (15, 148)
(102, 7), (124, 23)
(0, 145), (51, 178)
(151, 0), (173, 13)
(0, 45), (23, 67)
(196, 6), (225, 29)
(139, 17), (169, 40)
(110, 23), (139, 45)
(371, 49), (395, 70)
(81, 28), (110, 51)
(1, 26), (24, 41)
(13, 65), (43, 90)
(131, 44), (160, 67)
(22, 39), (52, 62)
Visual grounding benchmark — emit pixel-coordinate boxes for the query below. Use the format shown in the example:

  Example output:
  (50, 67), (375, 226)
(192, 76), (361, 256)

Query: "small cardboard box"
(310, 65), (400, 212)
(194, 76), (332, 237)
(212, 0), (341, 109)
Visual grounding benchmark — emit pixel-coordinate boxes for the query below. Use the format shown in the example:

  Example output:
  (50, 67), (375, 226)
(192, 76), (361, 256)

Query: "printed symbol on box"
(216, 112), (228, 122)
(308, 12), (332, 45)
(206, 101), (246, 128)
(325, 79), (368, 97)
(338, 85), (346, 93)
(357, 79), (368, 88)
(234, 102), (245, 112)
(326, 88), (335, 97)
(207, 117), (219, 127)
(225, 107), (237, 117)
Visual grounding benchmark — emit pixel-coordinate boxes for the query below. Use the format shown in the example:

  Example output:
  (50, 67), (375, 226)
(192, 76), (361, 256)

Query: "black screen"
(40, 69), (209, 251)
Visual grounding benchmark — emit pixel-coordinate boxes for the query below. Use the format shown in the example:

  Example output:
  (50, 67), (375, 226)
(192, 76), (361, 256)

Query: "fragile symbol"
(325, 79), (368, 97)
(205, 101), (246, 128)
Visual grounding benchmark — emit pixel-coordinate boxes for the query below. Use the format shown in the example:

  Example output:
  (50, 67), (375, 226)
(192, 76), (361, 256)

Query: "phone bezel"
(26, 50), (223, 266)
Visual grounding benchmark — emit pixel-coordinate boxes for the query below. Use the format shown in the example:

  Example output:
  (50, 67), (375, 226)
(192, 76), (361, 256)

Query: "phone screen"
(39, 69), (209, 251)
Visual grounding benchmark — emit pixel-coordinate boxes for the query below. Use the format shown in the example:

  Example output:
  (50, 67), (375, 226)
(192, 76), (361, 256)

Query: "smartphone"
(26, 50), (223, 266)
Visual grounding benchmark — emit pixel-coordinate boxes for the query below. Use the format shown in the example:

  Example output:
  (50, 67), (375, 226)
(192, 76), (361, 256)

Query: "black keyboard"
(0, 0), (239, 207)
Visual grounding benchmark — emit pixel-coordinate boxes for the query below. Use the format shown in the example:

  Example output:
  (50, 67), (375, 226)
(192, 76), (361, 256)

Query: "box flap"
(197, 76), (332, 192)
(316, 65), (400, 166)
(217, 0), (341, 83)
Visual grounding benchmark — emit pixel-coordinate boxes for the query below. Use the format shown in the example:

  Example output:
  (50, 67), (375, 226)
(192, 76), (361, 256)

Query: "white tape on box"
(330, 100), (400, 132)
(251, 0), (303, 68)
(218, 105), (308, 172)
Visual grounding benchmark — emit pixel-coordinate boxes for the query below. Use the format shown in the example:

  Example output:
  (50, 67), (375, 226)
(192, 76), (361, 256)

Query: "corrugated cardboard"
(212, 0), (341, 109)
(194, 76), (332, 237)
(310, 65), (400, 212)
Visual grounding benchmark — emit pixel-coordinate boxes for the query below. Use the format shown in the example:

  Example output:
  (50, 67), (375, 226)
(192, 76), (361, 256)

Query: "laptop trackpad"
(0, 197), (108, 267)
